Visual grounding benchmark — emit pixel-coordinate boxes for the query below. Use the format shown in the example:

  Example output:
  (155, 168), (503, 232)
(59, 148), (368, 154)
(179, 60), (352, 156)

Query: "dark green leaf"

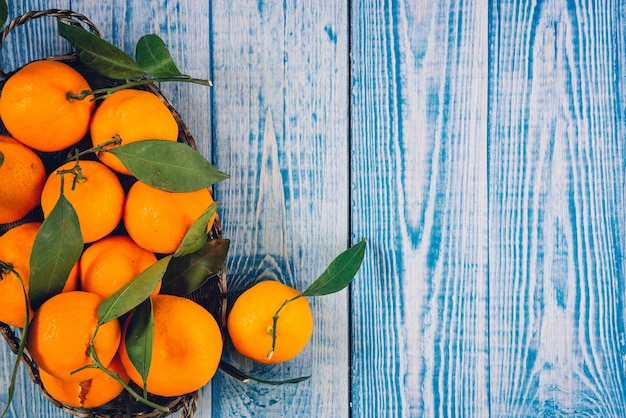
(0, 0), (7, 29)
(161, 239), (230, 297)
(107, 140), (230, 192)
(174, 202), (219, 257)
(218, 360), (310, 385)
(98, 255), (171, 325)
(124, 298), (154, 397)
(0, 150), (4, 168)
(57, 21), (146, 80)
(135, 34), (183, 78)
(301, 239), (367, 297)
(29, 194), (83, 311)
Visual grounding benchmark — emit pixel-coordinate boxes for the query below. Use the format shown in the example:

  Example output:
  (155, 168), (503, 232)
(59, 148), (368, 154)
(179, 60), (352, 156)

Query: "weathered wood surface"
(1, 0), (625, 417)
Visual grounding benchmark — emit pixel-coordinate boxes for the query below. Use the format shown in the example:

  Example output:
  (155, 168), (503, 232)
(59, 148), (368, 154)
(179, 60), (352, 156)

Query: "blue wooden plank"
(209, 0), (351, 415)
(350, 0), (491, 416)
(488, 1), (626, 415)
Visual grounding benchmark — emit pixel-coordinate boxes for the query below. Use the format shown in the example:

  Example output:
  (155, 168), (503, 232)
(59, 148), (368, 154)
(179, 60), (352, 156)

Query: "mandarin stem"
(64, 137), (122, 163)
(267, 294), (304, 360)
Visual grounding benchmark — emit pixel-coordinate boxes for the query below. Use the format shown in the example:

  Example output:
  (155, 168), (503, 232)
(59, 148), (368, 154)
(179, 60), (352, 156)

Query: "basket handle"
(0, 9), (101, 77)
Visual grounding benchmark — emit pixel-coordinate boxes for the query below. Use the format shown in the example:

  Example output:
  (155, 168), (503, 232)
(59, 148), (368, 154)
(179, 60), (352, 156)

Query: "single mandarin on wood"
(227, 280), (313, 364)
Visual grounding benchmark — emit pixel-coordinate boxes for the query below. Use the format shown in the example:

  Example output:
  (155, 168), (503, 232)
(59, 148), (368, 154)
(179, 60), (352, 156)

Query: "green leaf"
(301, 239), (367, 297)
(0, 265), (29, 418)
(174, 201), (219, 257)
(0, 0), (7, 32)
(107, 140), (230, 192)
(161, 239), (230, 297)
(98, 255), (171, 325)
(124, 298), (154, 397)
(136, 34), (184, 78)
(218, 360), (310, 385)
(0, 150), (4, 168)
(57, 21), (146, 80)
(29, 194), (83, 311)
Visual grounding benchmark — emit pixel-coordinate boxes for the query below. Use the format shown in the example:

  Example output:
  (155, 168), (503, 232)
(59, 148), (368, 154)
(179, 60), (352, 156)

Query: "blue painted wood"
(208, 0), (351, 415)
(350, 1), (491, 416)
(2, 1), (626, 417)
(488, 1), (626, 415)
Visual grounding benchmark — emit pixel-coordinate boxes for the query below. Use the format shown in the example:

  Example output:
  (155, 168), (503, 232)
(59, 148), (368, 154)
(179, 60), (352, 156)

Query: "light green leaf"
(98, 255), (171, 325)
(57, 21), (146, 80)
(136, 34), (183, 78)
(107, 140), (230, 192)
(124, 298), (154, 397)
(301, 239), (367, 297)
(162, 239), (230, 297)
(174, 202), (219, 257)
(29, 194), (83, 311)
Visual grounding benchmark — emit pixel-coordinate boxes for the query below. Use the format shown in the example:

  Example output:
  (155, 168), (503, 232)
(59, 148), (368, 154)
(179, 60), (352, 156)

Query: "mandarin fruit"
(0, 135), (46, 224)
(90, 88), (179, 175)
(40, 160), (125, 243)
(80, 235), (159, 299)
(227, 280), (313, 364)
(123, 181), (216, 254)
(39, 355), (129, 408)
(0, 60), (94, 152)
(118, 294), (223, 397)
(27, 291), (121, 383)
(0, 222), (78, 327)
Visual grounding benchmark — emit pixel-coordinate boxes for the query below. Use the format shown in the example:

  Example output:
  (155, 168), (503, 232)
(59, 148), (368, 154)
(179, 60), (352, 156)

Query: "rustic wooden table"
(1, 0), (625, 417)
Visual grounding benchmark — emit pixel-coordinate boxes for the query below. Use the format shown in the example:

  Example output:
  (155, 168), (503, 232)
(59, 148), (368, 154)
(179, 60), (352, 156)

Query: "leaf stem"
(267, 294), (303, 360)
(64, 137), (122, 163)
(67, 76), (212, 102)
(0, 263), (30, 418)
(55, 155), (86, 191)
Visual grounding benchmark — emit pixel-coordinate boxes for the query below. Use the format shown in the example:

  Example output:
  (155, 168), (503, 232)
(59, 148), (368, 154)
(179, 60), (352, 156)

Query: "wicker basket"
(0, 10), (227, 418)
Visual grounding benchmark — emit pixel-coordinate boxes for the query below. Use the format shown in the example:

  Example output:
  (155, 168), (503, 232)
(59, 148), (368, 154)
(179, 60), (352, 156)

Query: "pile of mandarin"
(0, 59), (225, 408)
(0, 58), (317, 414)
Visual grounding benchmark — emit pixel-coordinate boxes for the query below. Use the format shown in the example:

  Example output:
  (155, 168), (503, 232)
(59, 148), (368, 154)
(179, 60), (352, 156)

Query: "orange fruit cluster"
(1, 59), (319, 412)
(0, 60), (223, 408)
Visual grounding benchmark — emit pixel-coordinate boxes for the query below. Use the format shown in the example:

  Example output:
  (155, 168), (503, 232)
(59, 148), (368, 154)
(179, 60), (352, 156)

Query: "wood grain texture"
(2, 0), (626, 417)
(209, 0), (350, 416)
(0, 0), (71, 73)
(488, 0), (626, 415)
(350, 1), (491, 416)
